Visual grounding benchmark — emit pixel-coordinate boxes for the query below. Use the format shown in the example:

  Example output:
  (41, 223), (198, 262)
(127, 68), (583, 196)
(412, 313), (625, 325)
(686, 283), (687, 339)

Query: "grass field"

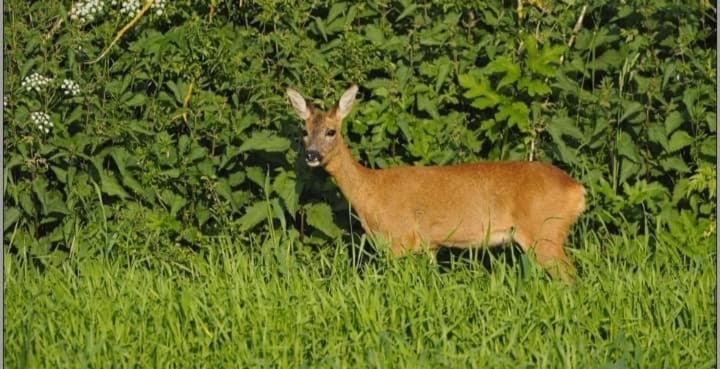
(4, 219), (716, 368)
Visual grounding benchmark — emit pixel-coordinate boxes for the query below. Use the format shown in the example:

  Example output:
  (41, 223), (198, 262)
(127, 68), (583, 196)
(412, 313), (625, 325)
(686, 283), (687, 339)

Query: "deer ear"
(336, 85), (358, 120)
(287, 88), (311, 120)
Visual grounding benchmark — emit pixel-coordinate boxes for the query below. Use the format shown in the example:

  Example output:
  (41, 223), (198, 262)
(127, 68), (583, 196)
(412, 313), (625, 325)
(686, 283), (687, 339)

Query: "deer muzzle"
(305, 150), (322, 167)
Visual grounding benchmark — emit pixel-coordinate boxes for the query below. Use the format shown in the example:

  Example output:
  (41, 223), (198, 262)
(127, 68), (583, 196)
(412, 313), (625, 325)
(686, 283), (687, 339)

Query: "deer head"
(286, 85), (358, 167)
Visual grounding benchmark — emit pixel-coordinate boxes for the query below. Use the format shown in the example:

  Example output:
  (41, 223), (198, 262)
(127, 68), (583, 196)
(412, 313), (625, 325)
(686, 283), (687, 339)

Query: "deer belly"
(412, 207), (515, 248)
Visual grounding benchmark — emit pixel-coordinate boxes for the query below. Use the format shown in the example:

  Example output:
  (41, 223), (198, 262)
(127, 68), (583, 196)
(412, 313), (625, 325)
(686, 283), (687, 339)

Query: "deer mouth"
(305, 150), (323, 167)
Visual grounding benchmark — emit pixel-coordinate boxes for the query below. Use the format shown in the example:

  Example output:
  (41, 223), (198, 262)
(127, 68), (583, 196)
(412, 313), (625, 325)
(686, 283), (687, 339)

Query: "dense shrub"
(3, 0), (716, 261)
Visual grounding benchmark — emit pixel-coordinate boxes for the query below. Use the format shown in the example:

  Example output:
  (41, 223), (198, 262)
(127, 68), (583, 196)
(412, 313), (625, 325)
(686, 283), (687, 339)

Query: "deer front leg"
(388, 233), (438, 264)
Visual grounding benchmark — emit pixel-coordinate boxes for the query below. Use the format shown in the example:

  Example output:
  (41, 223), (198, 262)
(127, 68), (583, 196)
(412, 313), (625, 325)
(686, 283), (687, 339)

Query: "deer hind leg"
(513, 219), (576, 284)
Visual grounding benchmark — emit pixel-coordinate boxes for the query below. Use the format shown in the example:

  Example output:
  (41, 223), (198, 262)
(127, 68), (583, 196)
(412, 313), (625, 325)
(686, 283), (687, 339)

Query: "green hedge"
(3, 0), (716, 260)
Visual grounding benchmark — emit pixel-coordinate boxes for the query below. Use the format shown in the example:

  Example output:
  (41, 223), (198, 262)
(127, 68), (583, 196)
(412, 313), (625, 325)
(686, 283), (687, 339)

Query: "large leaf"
(238, 202), (270, 231)
(306, 203), (342, 238)
(238, 131), (291, 153)
(100, 172), (129, 199)
(664, 111), (684, 134)
(620, 101), (644, 123)
(660, 156), (690, 173)
(525, 78), (551, 97)
(485, 56), (520, 89)
(495, 102), (529, 131)
(4, 207), (21, 231)
(647, 125), (669, 150)
(365, 25), (385, 44)
(617, 131), (641, 162)
(273, 171), (300, 214)
(160, 190), (188, 217)
(548, 117), (584, 141)
(526, 37), (565, 76)
(417, 93), (440, 119)
(459, 74), (503, 109)
(667, 131), (693, 153)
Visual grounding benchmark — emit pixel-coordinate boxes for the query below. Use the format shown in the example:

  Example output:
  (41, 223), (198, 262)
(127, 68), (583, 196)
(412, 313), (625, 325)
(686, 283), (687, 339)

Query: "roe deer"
(286, 85), (586, 283)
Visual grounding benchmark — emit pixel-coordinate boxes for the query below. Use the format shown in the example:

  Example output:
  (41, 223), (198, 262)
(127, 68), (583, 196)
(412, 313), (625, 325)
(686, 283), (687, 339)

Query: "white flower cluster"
(117, 0), (141, 17)
(153, 0), (166, 15)
(69, 0), (104, 23)
(112, 0), (165, 17)
(21, 73), (52, 93)
(3, 96), (8, 108)
(31, 112), (53, 134)
(62, 79), (81, 96)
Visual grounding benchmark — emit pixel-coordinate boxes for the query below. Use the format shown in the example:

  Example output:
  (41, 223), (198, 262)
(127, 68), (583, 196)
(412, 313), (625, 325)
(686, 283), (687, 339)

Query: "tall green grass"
(4, 224), (716, 368)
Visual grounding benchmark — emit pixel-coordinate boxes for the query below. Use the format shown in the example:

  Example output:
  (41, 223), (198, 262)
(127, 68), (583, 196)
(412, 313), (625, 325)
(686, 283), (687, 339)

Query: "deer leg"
(514, 221), (576, 284)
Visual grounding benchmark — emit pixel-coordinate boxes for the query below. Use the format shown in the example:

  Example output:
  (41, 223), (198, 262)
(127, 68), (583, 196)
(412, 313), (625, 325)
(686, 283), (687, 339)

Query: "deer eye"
(326, 129), (336, 137)
(302, 129), (308, 137)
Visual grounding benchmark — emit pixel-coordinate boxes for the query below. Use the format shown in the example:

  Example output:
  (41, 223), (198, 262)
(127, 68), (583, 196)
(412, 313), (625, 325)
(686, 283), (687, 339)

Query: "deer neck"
(323, 140), (373, 207)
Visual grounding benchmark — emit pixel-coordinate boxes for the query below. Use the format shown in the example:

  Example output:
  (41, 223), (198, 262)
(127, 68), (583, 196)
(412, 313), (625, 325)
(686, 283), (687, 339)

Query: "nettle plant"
(3, 0), (716, 263)
(4, 0), (174, 259)
(459, 36), (566, 161)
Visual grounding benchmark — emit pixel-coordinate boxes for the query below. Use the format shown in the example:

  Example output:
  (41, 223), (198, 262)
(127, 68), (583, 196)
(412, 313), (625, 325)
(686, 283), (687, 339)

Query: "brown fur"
(287, 85), (586, 283)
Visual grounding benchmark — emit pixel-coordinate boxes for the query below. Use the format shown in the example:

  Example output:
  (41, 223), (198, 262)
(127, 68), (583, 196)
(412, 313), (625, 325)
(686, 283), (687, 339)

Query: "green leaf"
(216, 179), (234, 206)
(548, 117), (584, 141)
(65, 106), (84, 124)
(100, 172), (129, 199)
(238, 131), (291, 153)
(485, 57), (520, 89)
(660, 156), (689, 173)
(45, 192), (70, 216)
(664, 111), (684, 134)
(526, 79), (551, 97)
(365, 25), (385, 44)
(238, 202), (270, 232)
(396, 4), (417, 21)
(4, 207), (21, 231)
(647, 125), (668, 150)
(161, 190), (188, 217)
(306, 203), (342, 238)
(161, 169), (181, 178)
(667, 131), (693, 153)
(314, 18), (328, 40)
(526, 37), (565, 76)
(125, 94), (147, 107)
(167, 80), (188, 104)
(19, 192), (35, 217)
(700, 137), (716, 156)
(619, 158), (640, 184)
(435, 58), (451, 92)
(620, 101), (644, 123)
(682, 88), (700, 119)
(706, 112), (716, 133)
(246, 167), (266, 188)
(495, 102), (529, 131)
(327, 2), (348, 22)
(617, 131), (640, 162)
(459, 74), (502, 109)
(271, 198), (286, 232)
(273, 171), (300, 214)
(417, 93), (440, 119)
(591, 49), (623, 71)
(31, 178), (49, 212)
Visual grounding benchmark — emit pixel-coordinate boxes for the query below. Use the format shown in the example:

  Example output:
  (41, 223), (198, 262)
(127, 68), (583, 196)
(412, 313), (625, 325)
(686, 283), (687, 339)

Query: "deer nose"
(305, 150), (322, 165)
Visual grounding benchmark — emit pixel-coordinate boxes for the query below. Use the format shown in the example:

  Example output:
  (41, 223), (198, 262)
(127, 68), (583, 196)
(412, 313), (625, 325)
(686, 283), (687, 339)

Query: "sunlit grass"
(4, 224), (716, 368)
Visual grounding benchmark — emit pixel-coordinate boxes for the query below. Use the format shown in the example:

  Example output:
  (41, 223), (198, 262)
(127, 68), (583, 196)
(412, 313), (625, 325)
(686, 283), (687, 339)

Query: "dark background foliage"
(3, 0), (716, 263)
